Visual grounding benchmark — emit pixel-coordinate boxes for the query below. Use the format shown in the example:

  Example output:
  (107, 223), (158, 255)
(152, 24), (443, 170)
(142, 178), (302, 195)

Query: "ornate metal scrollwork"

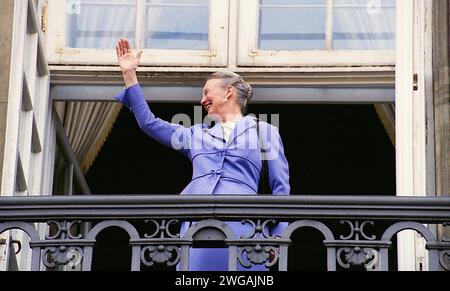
(340, 220), (376, 241)
(237, 219), (280, 268)
(144, 219), (179, 238)
(238, 244), (279, 269)
(337, 247), (378, 270)
(140, 245), (180, 267)
(439, 250), (450, 271)
(45, 220), (82, 240)
(240, 219), (276, 239)
(43, 220), (84, 269)
(140, 219), (181, 267)
(42, 246), (83, 269)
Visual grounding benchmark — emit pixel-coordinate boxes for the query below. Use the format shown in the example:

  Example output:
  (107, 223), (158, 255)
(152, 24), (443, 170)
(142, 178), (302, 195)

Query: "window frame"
(237, 0), (395, 67)
(46, 0), (229, 67)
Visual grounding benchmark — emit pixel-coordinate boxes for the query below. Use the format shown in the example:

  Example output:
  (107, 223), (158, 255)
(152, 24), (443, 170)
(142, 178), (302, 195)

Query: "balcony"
(0, 195), (449, 271)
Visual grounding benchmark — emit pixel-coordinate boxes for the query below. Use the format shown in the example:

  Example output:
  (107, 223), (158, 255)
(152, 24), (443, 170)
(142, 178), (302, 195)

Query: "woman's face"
(200, 79), (229, 119)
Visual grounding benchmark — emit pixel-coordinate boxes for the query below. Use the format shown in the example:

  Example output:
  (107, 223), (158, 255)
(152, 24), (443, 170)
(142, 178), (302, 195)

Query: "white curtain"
(66, 0), (209, 50)
(258, 0), (328, 50)
(67, 0), (137, 49)
(333, 0), (396, 50)
(258, 0), (395, 50)
(55, 102), (122, 173)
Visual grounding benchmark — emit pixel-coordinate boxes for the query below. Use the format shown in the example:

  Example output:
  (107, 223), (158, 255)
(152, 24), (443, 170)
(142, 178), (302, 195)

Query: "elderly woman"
(114, 39), (290, 271)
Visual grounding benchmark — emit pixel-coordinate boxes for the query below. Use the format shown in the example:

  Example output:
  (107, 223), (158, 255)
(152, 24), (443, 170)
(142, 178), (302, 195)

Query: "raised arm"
(114, 39), (192, 157)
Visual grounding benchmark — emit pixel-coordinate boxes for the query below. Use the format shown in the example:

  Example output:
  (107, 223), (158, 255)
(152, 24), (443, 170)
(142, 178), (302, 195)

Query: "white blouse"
(221, 119), (240, 142)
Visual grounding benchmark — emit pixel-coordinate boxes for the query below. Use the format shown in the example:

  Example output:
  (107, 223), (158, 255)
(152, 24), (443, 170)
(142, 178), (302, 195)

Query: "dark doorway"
(87, 103), (396, 195)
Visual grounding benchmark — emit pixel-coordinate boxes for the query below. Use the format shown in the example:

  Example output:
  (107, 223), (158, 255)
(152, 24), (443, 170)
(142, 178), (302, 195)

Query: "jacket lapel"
(205, 122), (225, 143)
(226, 115), (257, 147)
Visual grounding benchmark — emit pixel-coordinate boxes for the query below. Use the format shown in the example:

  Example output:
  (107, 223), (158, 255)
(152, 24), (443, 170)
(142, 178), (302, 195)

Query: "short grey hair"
(207, 71), (253, 115)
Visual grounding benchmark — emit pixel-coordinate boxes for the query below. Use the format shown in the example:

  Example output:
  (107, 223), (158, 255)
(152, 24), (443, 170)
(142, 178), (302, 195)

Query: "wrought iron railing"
(0, 195), (449, 271)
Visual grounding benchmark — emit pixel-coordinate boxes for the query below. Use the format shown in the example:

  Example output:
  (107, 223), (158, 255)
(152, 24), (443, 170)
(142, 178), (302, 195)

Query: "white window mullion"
(46, 0), (66, 57)
(325, 0), (334, 51)
(228, 0), (239, 69)
(135, 0), (145, 50)
(254, 0), (261, 54)
(207, 0), (230, 65)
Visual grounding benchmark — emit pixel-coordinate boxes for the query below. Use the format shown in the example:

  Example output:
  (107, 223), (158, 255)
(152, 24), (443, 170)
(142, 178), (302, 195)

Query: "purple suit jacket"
(114, 84), (290, 196)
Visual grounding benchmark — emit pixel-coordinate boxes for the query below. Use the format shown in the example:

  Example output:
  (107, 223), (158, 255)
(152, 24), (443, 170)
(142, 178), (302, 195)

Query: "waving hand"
(116, 39), (142, 87)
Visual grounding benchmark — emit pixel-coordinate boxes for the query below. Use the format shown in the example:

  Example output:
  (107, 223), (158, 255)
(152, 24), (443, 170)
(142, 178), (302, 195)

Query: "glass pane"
(66, 0), (136, 49)
(144, 0), (209, 50)
(258, 0), (326, 51)
(333, 0), (396, 50)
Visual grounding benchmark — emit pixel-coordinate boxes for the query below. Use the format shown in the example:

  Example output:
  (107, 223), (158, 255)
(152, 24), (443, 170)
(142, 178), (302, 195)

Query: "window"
(333, 0), (395, 50)
(47, 0), (229, 66)
(238, 0), (396, 66)
(258, 0), (327, 51)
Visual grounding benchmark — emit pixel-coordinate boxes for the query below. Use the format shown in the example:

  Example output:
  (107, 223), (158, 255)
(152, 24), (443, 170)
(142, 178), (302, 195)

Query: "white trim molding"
(396, 0), (435, 271)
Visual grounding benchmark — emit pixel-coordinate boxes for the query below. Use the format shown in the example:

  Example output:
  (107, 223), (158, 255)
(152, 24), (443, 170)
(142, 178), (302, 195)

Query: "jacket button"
(216, 149), (226, 158)
(210, 169), (222, 178)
